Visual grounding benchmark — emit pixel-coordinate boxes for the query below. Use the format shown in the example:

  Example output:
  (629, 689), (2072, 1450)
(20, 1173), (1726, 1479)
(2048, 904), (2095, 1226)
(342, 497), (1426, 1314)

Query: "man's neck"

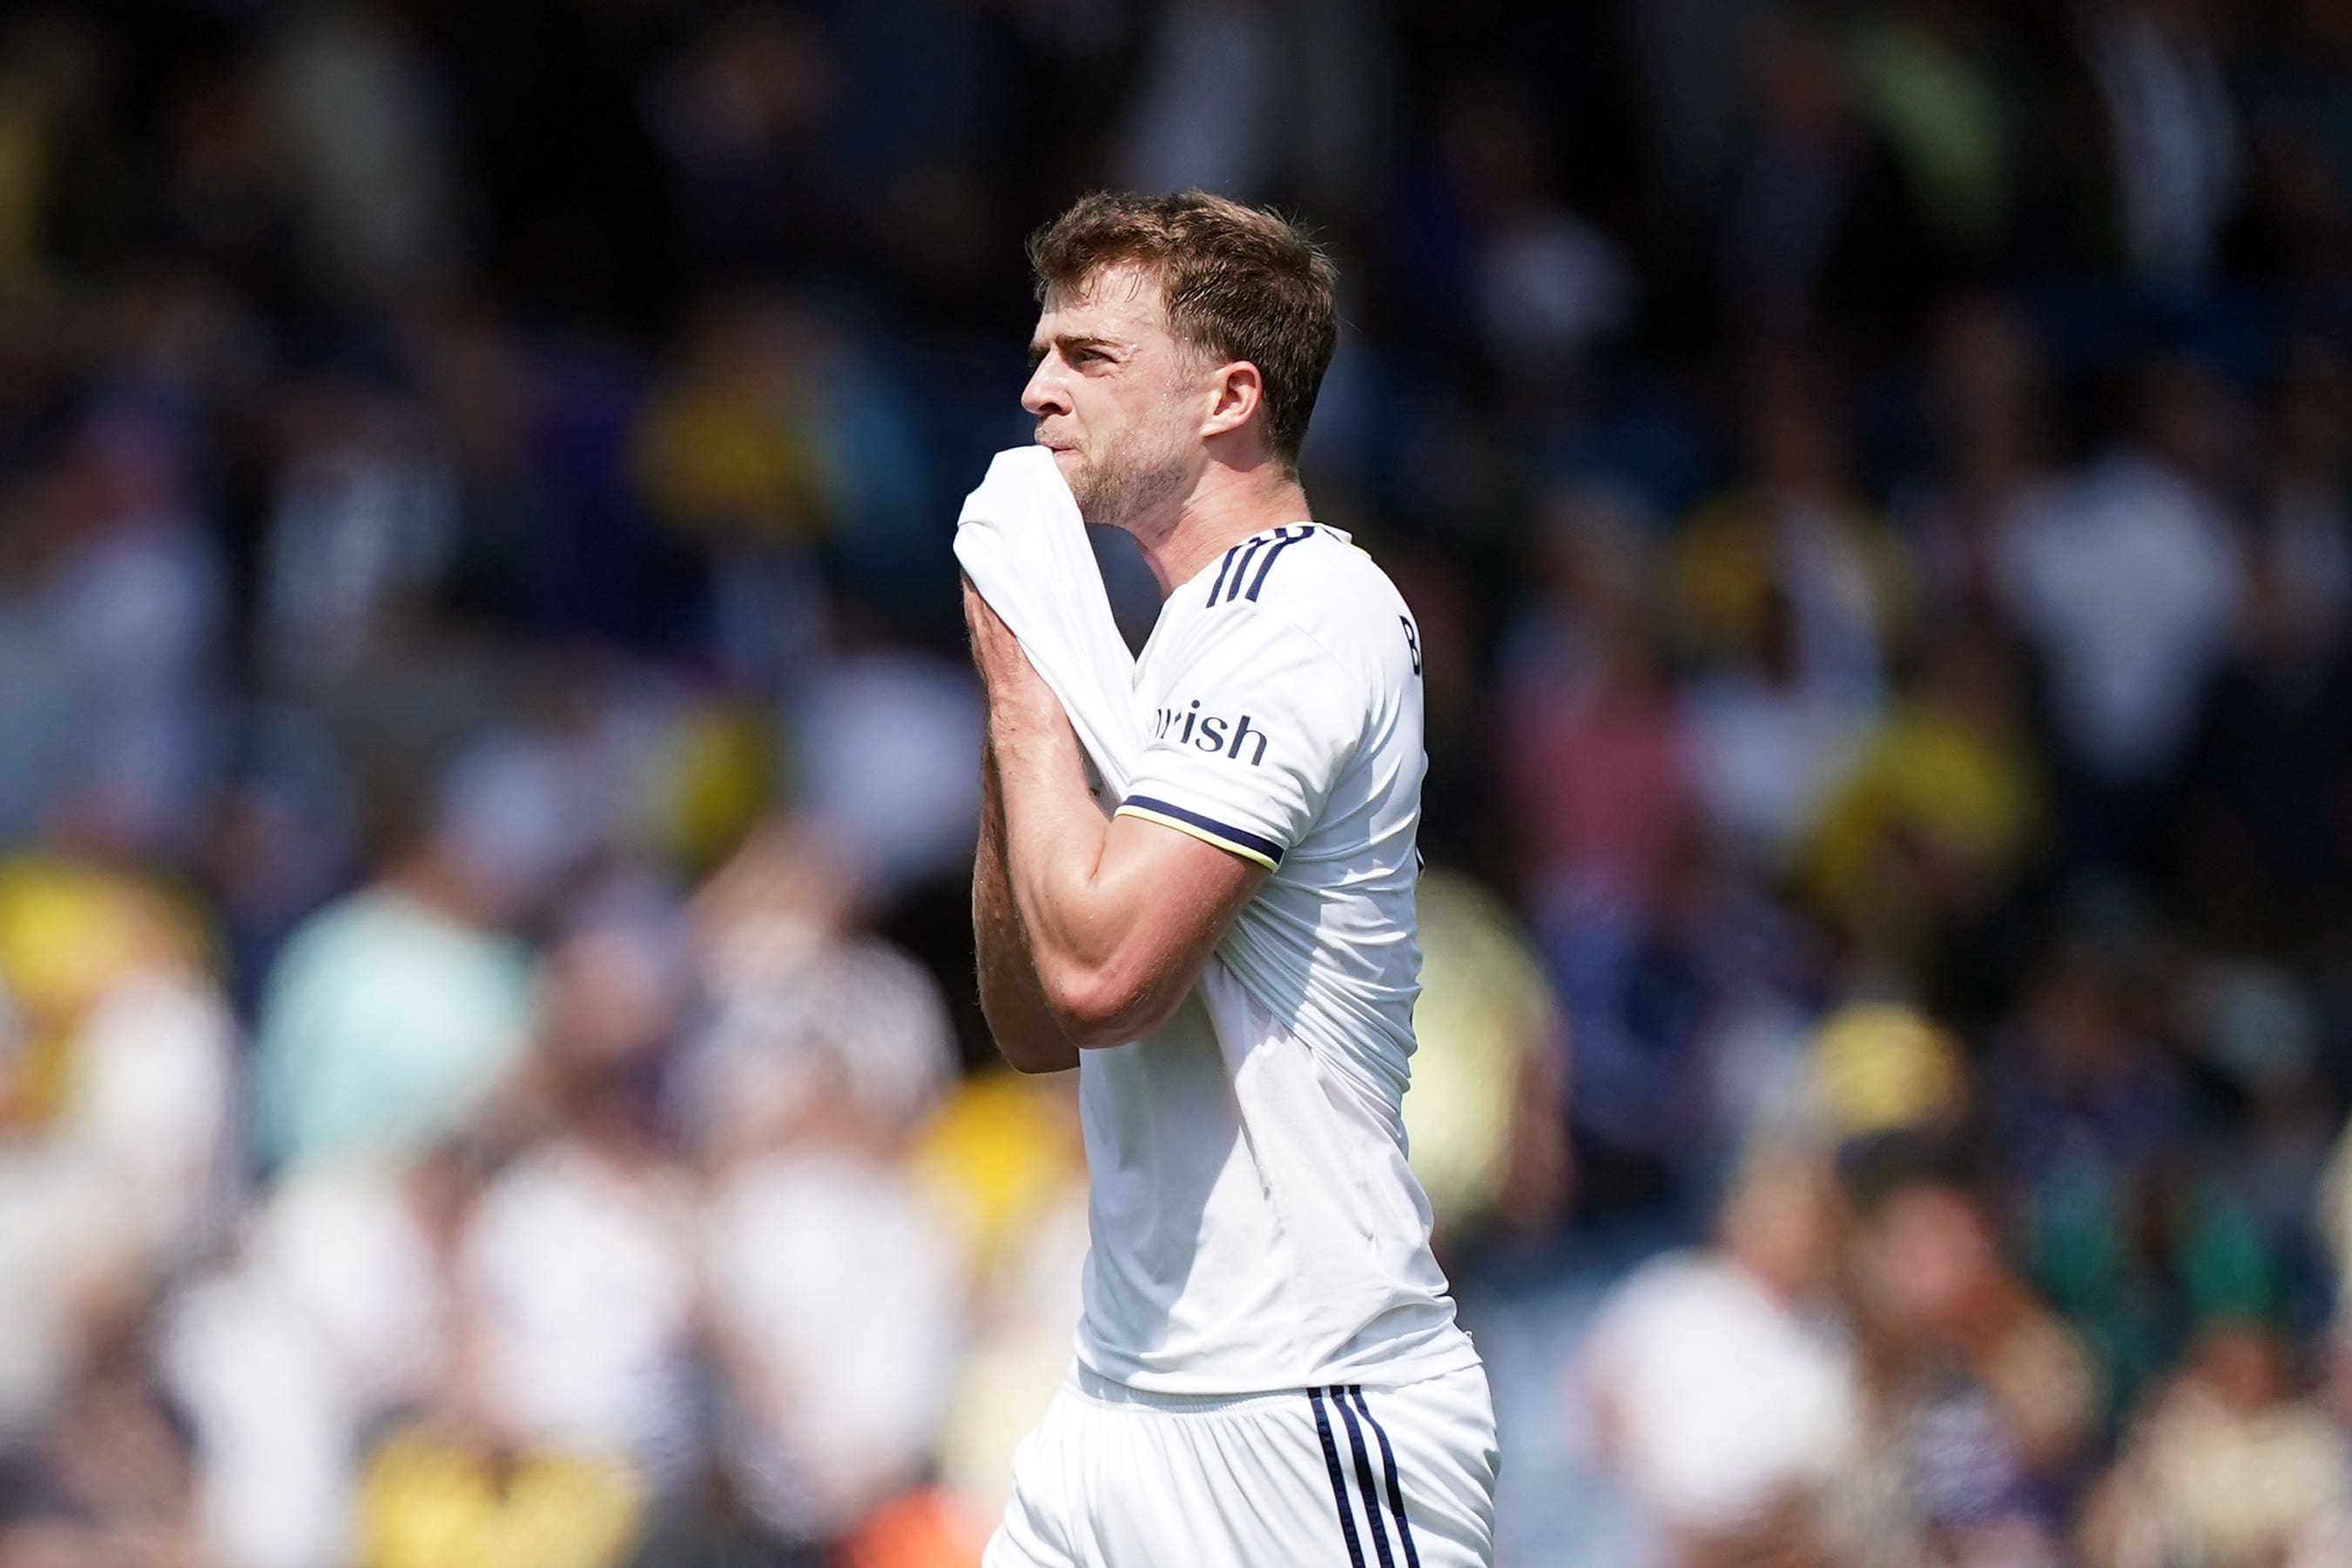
(1129, 464), (1311, 597)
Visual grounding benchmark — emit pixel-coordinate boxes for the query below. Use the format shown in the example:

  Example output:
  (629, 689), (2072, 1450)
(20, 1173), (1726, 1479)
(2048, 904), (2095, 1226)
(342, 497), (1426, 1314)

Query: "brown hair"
(1027, 190), (1339, 469)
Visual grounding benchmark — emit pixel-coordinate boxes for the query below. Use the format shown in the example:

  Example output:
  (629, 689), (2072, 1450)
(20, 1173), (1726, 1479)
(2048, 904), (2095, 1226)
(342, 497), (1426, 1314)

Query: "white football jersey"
(1076, 522), (1478, 1395)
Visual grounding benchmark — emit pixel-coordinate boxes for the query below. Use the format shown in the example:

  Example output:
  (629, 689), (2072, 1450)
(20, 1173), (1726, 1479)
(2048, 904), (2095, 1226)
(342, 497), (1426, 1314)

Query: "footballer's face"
(1022, 262), (1207, 530)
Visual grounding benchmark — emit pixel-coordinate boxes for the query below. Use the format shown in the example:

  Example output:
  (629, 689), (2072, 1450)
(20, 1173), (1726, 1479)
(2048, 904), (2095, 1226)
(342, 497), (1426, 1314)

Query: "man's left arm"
(966, 580), (1267, 1047)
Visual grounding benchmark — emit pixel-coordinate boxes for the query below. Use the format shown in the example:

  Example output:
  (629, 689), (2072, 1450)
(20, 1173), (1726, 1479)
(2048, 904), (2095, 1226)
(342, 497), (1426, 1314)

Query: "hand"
(962, 575), (1061, 726)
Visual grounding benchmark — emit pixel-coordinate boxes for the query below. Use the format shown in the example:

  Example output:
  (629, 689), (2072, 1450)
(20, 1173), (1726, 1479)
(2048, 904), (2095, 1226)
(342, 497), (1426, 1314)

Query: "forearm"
(989, 703), (1117, 966)
(974, 746), (1078, 1073)
(989, 704), (1210, 1045)
(962, 576), (1258, 1047)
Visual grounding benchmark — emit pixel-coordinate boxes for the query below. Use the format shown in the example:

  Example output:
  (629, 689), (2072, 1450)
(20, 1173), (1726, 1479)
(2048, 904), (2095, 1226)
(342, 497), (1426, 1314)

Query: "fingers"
(961, 576), (1022, 668)
(961, 575), (1010, 645)
(960, 582), (1065, 733)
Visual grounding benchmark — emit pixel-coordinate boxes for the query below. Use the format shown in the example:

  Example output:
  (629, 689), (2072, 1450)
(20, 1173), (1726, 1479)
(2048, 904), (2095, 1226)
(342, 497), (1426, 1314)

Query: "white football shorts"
(984, 1363), (1499, 1568)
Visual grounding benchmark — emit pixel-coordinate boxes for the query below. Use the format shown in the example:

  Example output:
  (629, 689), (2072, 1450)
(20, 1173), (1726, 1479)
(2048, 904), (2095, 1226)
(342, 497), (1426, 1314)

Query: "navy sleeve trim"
(1115, 795), (1285, 870)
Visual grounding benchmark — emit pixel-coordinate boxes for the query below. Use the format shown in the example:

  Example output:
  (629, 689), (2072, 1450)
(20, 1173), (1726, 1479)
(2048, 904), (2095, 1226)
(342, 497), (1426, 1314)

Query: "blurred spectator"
(1844, 2), (2018, 261)
(1416, 82), (1636, 410)
(1800, 619), (2045, 983)
(457, 912), (696, 1495)
(264, 5), (462, 301)
(361, 1035), (669, 1568)
(1805, 1004), (1969, 1154)
(2080, 1321), (2352, 1568)
(1722, 8), (1940, 349)
(2173, 959), (2339, 1327)
(634, 315), (933, 649)
(633, 291), (839, 690)
(643, 8), (840, 278)
(2318, 1114), (2352, 1329)
(680, 820), (957, 1153)
(667, 818), (967, 1550)
(1991, 925), (2194, 1402)
(1500, 483), (1692, 912)
(2179, 349), (2352, 937)
(1846, 1181), (2097, 1567)
(920, 1071), (1088, 1530)
(784, 654), (985, 907)
(2002, 359), (2247, 873)
(2238, 0), (2352, 284)
(0, 17), (103, 299)
(2254, 346), (2352, 644)
(356, 1418), (644, 1568)
(839, 1486), (991, 1568)
(1896, 296), (2066, 629)
(2077, 0), (2244, 299)
(1402, 871), (1573, 1244)
(163, 1147), (475, 1568)
(0, 420), (223, 857)
(0, 1335), (201, 1568)
(696, 1018), (963, 1550)
(252, 739), (562, 1173)
(1578, 1148), (1862, 1565)
(255, 374), (460, 689)
(1539, 835), (1729, 1212)
(0, 859), (233, 1444)
(1115, 0), (1397, 213)
(1675, 357), (1907, 869)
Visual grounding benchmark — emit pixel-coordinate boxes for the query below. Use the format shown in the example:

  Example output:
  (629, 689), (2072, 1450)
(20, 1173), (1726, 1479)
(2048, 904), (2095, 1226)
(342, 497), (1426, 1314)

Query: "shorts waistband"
(1068, 1365), (1324, 1415)
(1067, 1363), (1486, 1415)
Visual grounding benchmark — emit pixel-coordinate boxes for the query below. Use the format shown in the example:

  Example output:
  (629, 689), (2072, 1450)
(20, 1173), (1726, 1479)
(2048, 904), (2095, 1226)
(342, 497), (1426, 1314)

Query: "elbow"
(976, 991), (1077, 1074)
(997, 1034), (1074, 1074)
(1041, 961), (1169, 1049)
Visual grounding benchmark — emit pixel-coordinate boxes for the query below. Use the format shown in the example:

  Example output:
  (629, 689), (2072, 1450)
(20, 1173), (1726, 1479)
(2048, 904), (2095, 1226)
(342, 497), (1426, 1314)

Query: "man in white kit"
(965, 190), (1498, 1567)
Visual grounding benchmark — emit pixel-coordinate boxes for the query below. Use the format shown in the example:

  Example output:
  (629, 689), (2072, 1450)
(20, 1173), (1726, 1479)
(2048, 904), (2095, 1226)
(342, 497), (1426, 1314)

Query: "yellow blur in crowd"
(358, 1428), (644, 1568)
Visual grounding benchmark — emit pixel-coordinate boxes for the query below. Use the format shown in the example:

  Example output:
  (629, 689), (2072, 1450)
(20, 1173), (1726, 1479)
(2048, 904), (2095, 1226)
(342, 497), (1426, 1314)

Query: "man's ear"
(1199, 360), (1264, 443)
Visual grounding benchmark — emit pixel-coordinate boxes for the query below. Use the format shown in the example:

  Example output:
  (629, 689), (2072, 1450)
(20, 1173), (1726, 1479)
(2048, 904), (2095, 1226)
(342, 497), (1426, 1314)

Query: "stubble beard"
(1061, 419), (1193, 533)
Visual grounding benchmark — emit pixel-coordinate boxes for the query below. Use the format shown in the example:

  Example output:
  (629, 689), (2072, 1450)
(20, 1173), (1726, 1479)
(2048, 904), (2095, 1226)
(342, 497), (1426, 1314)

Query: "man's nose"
(1021, 359), (1068, 419)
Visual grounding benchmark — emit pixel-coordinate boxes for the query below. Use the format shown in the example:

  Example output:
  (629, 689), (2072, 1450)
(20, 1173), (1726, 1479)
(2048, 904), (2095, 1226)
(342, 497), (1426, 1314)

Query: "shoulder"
(1185, 525), (1419, 683)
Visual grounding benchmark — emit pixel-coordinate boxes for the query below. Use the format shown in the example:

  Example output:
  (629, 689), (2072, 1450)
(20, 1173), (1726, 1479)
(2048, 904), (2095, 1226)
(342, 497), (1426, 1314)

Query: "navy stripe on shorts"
(1308, 1385), (1419, 1568)
(1307, 1387), (1368, 1568)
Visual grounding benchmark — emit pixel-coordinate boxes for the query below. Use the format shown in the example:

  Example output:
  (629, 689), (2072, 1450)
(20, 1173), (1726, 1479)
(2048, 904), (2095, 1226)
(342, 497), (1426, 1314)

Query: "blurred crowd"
(1, 1), (2351, 1565)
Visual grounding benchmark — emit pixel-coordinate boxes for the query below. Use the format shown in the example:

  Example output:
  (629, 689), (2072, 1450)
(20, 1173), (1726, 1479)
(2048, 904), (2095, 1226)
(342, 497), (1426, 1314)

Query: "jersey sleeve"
(1115, 605), (1365, 871)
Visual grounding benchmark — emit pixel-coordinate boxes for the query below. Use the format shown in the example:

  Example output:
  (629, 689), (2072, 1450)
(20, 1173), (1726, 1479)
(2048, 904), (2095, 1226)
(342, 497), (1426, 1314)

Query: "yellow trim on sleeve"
(1113, 804), (1281, 871)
